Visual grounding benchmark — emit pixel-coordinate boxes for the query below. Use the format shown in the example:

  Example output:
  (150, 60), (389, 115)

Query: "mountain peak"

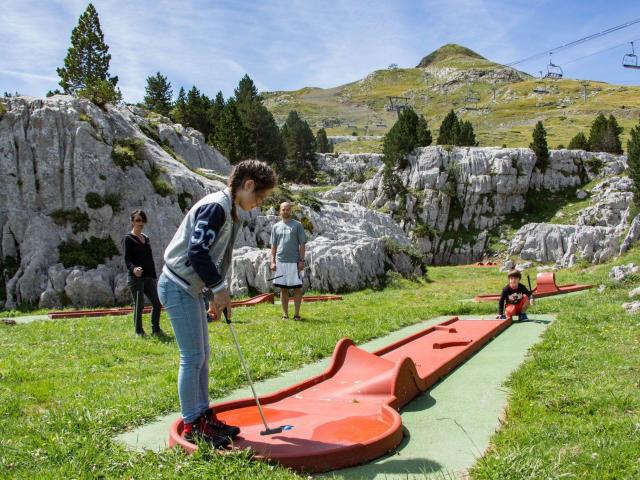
(416, 44), (487, 68)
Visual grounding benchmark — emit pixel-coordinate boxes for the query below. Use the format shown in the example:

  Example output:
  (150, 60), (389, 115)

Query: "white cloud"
(0, 0), (637, 100)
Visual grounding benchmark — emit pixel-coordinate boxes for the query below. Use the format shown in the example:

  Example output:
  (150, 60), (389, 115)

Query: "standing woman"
(158, 160), (276, 448)
(123, 209), (163, 337)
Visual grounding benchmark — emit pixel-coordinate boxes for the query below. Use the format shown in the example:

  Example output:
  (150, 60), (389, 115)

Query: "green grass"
(333, 138), (383, 154)
(1, 251), (639, 478)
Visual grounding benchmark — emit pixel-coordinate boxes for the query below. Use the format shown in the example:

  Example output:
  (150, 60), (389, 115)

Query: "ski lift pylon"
(623, 42), (640, 69)
(464, 87), (480, 104)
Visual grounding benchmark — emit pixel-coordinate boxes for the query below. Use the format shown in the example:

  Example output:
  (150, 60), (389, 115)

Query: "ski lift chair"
(544, 53), (563, 80)
(623, 42), (640, 69)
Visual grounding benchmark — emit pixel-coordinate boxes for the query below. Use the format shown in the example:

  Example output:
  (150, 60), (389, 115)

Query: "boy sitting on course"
(497, 269), (533, 321)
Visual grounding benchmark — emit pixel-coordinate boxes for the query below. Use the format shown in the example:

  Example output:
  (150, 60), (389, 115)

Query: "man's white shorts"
(273, 262), (303, 288)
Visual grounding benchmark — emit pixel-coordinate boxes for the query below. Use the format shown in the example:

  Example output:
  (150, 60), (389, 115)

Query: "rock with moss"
(508, 222), (621, 267)
(0, 96), (226, 308)
(229, 200), (417, 295)
(575, 176), (633, 229)
(316, 153), (383, 184)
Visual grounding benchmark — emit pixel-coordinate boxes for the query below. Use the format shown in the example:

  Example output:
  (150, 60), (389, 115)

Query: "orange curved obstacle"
(301, 294), (342, 303)
(169, 316), (510, 472)
(47, 293), (275, 319)
(474, 271), (594, 302)
(464, 261), (499, 267)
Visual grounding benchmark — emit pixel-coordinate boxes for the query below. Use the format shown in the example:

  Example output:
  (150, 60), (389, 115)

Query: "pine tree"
(235, 74), (259, 104)
(417, 115), (432, 146)
(143, 72), (173, 116)
(57, 3), (119, 103)
(588, 113), (609, 152)
(627, 121), (640, 209)
(437, 110), (460, 145)
(383, 108), (420, 171)
(457, 120), (477, 146)
(589, 113), (624, 153)
(208, 91), (226, 142)
(530, 121), (549, 172)
(603, 114), (624, 154)
(212, 98), (248, 164)
(180, 86), (213, 139)
(232, 75), (285, 165)
(316, 128), (332, 153)
(171, 87), (187, 125)
(281, 111), (317, 182)
(568, 131), (589, 150)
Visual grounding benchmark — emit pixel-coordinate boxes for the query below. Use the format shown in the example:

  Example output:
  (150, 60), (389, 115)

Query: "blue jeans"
(157, 273), (210, 423)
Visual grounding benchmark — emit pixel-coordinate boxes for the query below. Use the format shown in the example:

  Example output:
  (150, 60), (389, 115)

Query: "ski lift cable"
(505, 17), (640, 67)
(562, 36), (640, 66)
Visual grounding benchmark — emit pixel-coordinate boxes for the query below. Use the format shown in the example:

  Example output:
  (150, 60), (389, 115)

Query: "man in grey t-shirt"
(270, 202), (306, 320)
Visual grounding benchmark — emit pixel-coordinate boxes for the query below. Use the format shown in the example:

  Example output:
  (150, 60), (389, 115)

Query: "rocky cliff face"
(0, 96), (419, 308)
(316, 153), (383, 184)
(508, 175), (633, 267)
(0, 95), (229, 309)
(347, 146), (627, 265)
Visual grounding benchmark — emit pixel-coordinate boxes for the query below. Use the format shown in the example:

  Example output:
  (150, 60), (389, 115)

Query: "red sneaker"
(203, 408), (240, 438)
(182, 416), (231, 448)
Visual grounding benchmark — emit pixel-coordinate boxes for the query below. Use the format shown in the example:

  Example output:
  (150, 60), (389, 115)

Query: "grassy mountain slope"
(263, 44), (640, 152)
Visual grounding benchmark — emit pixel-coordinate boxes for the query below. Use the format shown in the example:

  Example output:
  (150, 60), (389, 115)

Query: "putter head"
(260, 425), (293, 435)
(260, 426), (283, 435)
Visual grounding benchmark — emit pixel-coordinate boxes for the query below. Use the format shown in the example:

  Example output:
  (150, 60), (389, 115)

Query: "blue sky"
(1, 0), (639, 102)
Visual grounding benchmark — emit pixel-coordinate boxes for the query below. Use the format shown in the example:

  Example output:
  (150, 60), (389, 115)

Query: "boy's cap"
(507, 269), (522, 279)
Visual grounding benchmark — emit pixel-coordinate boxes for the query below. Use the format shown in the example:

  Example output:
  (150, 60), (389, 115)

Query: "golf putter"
(223, 308), (293, 435)
(527, 274), (535, 302)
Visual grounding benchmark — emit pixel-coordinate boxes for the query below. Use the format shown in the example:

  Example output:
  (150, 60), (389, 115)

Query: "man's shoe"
(203, 408), (240, 438)
(135, 330), (147, 338)
(182, 417), (231, 449)
(518, 313), (529, 321)
(151, 329), (166, 337)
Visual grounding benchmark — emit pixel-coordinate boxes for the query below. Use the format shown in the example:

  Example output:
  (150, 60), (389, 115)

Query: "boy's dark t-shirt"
(498, 283), (531, 315)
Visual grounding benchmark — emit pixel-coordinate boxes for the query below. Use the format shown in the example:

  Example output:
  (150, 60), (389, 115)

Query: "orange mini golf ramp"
(168, 316), (510, 472)
(474, 271), (594, 302)
(47, 293), (275, 319)
(301, 294), (342, 303)
(464, 261), (499, 267)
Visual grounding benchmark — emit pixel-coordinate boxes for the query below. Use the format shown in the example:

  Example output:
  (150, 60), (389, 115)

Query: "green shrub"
(383, 238), (427, 273)
(0, 101), (6, 120)
(299, 216), (314, 234)
(138, 121), (161, 144)
(78, 112), (92, 123)
(568, 131), (589, 150)
(77, 79), (122, 108)
(58, 236), (119, 269)
(178, 192), (193, 212)
(85, 191), (122, 212)
(145, 165), (174, 197)
(85, 192), (104, 209)
(111, 138), (144, 170)
(585, 156), (604, 176)
(50, 208), (90, 234)
(103, 192), (122, 212)
(412, 221), (437, 239)
(261, 184), (322, 213)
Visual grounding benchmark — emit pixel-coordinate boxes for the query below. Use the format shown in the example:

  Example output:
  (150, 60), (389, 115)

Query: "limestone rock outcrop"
(346, 146), (626, 265)
(0, 95), (227, 308)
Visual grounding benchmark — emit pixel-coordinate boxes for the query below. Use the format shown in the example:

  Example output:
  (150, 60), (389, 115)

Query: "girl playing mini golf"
(158, 160), (276, 448)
